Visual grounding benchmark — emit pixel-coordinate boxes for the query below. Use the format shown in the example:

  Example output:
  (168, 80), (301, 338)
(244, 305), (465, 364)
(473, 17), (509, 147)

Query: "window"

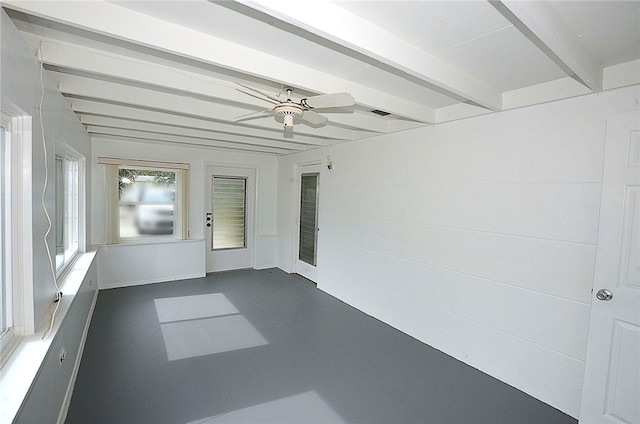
(55, 153), (80, 273)
(99, 158), (189, 242)
(119, 168), (176, 238)
(212, 176), (246, 250)
(1, 107), (31, 363)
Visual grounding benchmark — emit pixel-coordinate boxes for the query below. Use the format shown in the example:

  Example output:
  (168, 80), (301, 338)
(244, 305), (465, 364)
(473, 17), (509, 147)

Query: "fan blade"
(300, 110), (328, 125)
(302, 92), (355, 109)
(236, 83), (281, 104)
(237, 88), (279, 105)
(234, 109), (273, 122)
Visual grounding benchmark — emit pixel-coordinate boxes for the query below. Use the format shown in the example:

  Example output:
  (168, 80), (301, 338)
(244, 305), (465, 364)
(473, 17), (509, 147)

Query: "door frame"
(204, 163), (256, 273)
(291, 161), (322, 282)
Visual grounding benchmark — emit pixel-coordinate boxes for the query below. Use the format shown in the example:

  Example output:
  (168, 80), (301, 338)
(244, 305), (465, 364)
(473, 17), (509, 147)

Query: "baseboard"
(98, 273), (205, 290)
(57, 289), (99, 424)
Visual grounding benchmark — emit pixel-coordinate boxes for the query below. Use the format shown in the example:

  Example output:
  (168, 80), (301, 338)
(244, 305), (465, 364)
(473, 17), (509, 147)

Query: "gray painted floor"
(66, 269), (577, 424)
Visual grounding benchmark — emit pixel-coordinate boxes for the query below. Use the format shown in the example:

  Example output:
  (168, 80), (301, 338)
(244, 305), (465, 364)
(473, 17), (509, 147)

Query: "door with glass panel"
(295, 165), (321, 282)
(206, 166), (254, 273)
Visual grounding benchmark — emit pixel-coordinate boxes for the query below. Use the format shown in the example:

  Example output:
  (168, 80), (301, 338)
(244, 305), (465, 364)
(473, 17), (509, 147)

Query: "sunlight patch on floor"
(154, 293), (267, 361)
(154, 293), (239, 322)
(186, 391), (345, 424)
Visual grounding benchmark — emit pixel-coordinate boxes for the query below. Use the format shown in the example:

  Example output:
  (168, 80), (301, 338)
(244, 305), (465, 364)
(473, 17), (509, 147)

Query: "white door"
(295, 164), (321, 282)
(205, 166), (255, 273)
(580, 111), (640, 423)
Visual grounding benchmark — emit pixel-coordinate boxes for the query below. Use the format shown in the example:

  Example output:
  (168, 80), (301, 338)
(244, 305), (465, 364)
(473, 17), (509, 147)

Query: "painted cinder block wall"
(1, 9), (92, 333)
(13, 257), (98, 424)
(276, 85), (639, 418)
(2, 9), (97, 423)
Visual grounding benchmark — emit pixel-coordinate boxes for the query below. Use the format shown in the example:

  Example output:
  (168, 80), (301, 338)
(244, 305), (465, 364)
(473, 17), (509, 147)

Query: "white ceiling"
(3, 0), (639, 155)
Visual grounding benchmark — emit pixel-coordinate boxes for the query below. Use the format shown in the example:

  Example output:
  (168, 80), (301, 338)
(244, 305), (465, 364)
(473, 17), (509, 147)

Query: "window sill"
(108, 237), (204, 247)
(0, 250), (97, 424)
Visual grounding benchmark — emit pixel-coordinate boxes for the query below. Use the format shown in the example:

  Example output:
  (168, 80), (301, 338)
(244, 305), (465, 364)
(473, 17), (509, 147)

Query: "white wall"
(90, 138), (279, 270)
(14, 253), (98, 424)
(97, 239), (205, 289)
(277, 85), (640, 418)
(0, 9), (92, 336)
(1, 10), (96, 423)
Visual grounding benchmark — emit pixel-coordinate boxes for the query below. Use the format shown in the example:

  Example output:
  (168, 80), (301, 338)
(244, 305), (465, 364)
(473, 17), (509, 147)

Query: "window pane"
(55, 156), (65, 270)
(119, 168), (176, 237)
(299, 174), (318, 266)
(0, 125), (10, 337)
(212, 177), (246, 250)
(55, 156), (79, 272)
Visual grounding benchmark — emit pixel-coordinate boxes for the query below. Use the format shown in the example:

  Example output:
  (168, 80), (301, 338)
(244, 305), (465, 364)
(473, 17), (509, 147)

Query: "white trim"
(15, 114), (34, 336)
(0, 116), (13, 357)
(97, 156), (189, 170)
(102, 161), (190, 242)
(0, 107), (34, 369)
(56, 143), (86, 252)
(293, 163), (322, 282)
(103, 237), (205, 248)
(57, 288), (98, 424)
(54, 149), (83, 278)
(97, 273), (205, 290)
(290, 161), (322, 274)
(104, 164), (118, 243)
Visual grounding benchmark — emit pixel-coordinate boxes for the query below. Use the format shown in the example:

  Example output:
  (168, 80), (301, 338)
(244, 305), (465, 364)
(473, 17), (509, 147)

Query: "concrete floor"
(66, 268), (577, 424)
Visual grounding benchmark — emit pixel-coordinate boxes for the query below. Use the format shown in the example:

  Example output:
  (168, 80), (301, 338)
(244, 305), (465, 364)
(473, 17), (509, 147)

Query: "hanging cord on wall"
(37, 45), (62, 341)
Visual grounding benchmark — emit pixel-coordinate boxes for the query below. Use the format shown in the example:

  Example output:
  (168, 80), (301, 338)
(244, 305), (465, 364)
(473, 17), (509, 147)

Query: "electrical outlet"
(59, 347), (67, 366)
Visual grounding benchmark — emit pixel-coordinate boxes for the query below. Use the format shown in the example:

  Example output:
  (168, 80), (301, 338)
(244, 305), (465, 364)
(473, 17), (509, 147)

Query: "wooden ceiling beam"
(80, 115), (311, 151)
(3, 0), (437, 123)
(70, 99), (336, 145)
(54, 72), (356, 140)
(234, 0), (503, 111)
(491, 0), (602, 92)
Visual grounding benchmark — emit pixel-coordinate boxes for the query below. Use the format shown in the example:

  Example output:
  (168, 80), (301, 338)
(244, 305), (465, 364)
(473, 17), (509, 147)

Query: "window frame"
(1, 116), (13, 354)
(99, 157), (189, 243)
(0, 108), (33, 367)
(54, 143), (85, 279)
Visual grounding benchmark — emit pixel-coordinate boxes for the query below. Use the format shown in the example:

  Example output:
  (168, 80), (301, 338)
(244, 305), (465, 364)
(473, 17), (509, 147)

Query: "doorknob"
(206, 212), (212, 228)
(596, 289), (613, 301)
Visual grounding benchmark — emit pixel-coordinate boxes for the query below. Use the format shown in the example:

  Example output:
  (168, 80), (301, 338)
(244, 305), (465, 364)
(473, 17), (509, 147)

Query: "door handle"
(595, 289), (613, 301)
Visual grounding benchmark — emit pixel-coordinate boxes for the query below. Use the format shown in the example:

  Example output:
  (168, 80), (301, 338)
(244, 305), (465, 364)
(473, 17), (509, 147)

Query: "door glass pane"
(212, 177), (246, 250)
(299, 174), (318, 266)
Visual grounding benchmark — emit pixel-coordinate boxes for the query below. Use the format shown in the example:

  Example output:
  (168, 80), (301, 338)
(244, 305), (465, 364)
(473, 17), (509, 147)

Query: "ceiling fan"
(234, 83), (355, 131)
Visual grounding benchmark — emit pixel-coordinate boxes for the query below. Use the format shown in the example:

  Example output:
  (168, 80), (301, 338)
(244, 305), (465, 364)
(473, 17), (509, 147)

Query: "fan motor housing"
(274, 103), (303, 128)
